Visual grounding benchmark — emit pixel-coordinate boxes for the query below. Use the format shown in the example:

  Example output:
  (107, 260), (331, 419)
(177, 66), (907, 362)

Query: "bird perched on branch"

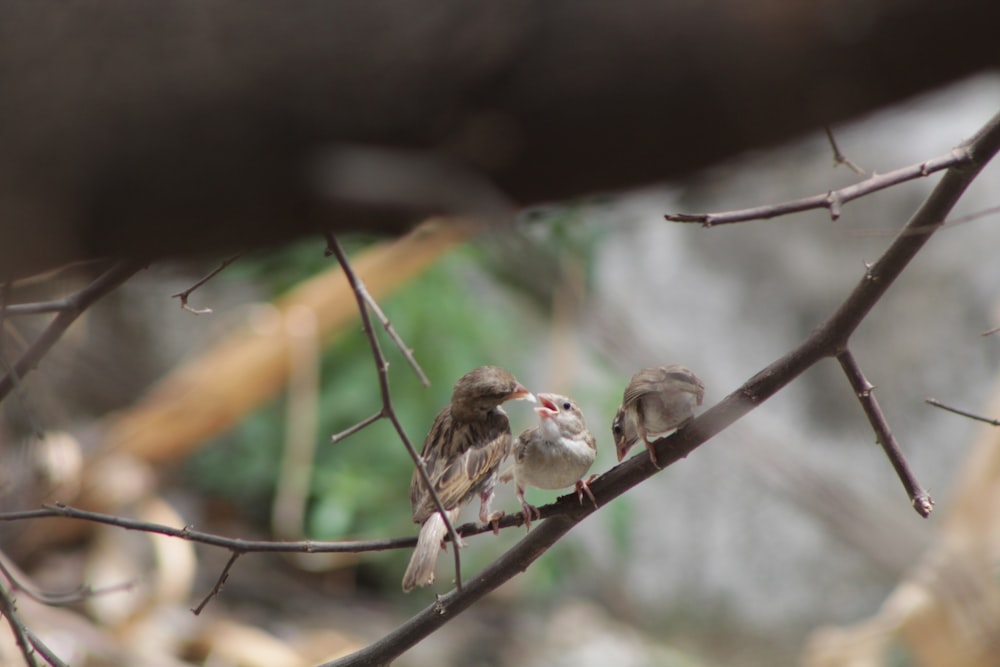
(613, 365), (704, 468)
(402, 366), (534, 592)
(501, 393), (597, 530)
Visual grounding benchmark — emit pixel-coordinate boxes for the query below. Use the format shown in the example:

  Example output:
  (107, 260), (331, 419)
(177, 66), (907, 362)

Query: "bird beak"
(534, 393), (558, 418)
(507, 382), (536, 404)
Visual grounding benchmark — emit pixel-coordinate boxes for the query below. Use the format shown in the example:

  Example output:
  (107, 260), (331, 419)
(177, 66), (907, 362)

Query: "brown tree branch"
(837, 348), (933, 516)
(0, 260), (144, 403)
(321, 108), (1000, 667)
(665, 147), (971, 225)
(0, 284), (44, 440)
(323, 239), (430, 387)
(191, 552), (241, 616)
(0, 505), (420, 554)
(0, 580), (71, 667)
(0, 582), (42, 667)
(324, 234), (465, 590)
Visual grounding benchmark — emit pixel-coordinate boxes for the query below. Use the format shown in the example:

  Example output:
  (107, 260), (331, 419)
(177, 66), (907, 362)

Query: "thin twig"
(191, 551), (240, 615)
(0, 500), (544, 549)
(323, 235), (429, 386)
(0, 283), (44, 439)
(170, 251), (244, 314)
(665, 147), (970, 225)
(3, 298), (82, 316)
(21, 625), (69, 667)
(925, 397), (1000, 426)
(824, 126), (866, 176)
(325, 232), (464, 590)
(324, 109), (1000, 666)
(330, 410), (384, 443)
(359, 287), (430, 387)
(846, 203), (1000, 239)
(0, 582), (41, 667)
(0, 505), (420, 553)
(0, 554), (134, 607)
(837, 349), (933, 516)
(0, 260), (144, 403)
(981, 324), (1000, 337)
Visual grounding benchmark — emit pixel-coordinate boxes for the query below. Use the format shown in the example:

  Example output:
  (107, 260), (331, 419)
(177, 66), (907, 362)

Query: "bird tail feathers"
(402, 509), (457, 592)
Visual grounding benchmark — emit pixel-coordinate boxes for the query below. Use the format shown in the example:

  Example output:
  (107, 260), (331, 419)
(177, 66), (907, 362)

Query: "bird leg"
(643, 437), (662, 469)
(575, 475), (599, 508)
(638, 421), (663, 469)
(478, 486), (504, 535)
(515, 484), (540, 531)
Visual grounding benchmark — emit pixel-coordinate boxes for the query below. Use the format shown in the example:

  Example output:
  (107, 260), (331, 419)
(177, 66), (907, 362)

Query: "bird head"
(450, 366), (534, 419)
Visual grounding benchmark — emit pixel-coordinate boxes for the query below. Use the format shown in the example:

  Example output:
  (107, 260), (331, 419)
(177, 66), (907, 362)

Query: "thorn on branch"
(863, 261), (877, 281)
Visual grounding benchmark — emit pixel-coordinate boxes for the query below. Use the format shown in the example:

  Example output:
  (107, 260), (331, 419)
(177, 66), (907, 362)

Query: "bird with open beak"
(612, 365), (704, 468)
(402, 366), (534, 592)
(501, 393), (597, 530)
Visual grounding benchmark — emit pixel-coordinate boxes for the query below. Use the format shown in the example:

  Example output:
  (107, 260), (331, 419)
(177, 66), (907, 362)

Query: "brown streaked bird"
(612, 365), (704, 468)
(402, 366), (534, 592)
(500, 393), (597, 530)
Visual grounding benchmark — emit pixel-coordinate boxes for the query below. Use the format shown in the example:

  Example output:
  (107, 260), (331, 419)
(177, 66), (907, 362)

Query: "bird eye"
(612, 422), (622, 435)
(562, 402), (572, 411)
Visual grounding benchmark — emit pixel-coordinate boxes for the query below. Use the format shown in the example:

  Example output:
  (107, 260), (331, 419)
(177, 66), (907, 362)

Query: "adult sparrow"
(402, 366), (533, 592)
(612, 365), (704, 468)
(500, 393), (597, 530)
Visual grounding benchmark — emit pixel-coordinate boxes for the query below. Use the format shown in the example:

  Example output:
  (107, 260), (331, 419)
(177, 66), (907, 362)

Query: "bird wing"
(411, 408), (512, 523)
(622, 365), (704, 406)
(621, 367), (668, 405)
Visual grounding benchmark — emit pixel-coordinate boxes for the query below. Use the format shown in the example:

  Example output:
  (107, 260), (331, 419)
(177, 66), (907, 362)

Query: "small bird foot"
(644, 440), (662, 469)
(576, 475), (599, 508)
(484, 511), (505, 535)
(519, 502), (540, 531)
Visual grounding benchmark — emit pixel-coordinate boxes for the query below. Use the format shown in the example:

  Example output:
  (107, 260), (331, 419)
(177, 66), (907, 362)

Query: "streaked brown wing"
(410, 409), (511, 523)
(434, 426), (510, 509)
(409, 405), (451, 516)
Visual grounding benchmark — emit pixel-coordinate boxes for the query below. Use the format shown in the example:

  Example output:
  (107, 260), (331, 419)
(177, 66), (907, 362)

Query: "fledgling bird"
(402, 366), (534, 592)
(612, 365), (705, 468)
(500, 393), (598, 530)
